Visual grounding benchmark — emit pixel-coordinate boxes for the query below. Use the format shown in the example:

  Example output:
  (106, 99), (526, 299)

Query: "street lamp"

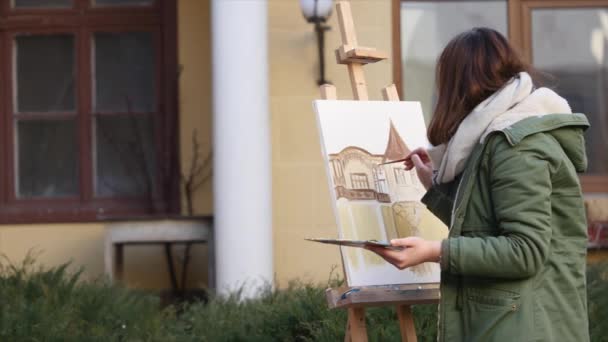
(300, 0), (334, 85)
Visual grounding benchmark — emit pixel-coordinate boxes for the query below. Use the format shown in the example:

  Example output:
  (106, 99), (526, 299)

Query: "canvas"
(314, 100), (448, 287)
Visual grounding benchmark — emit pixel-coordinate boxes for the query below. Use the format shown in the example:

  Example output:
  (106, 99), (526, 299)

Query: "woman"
(368, 28), (590, 341)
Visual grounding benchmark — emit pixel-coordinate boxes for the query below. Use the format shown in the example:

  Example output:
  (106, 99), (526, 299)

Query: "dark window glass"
(16, 35), (75, 113)
(14, 0), (72, 8)
(531, 8), (608, 173)
(94, 32), (156, 113)
(17, 119), (78, 197)
(400, 1), (507, 123)
(93, 0), (153, 6)
(95, 115), (156, 196)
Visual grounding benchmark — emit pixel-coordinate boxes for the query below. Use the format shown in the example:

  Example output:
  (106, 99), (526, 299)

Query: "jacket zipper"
(439, 144), (485, 341)
(449, 159), (468, 312)
(447, 145), (485, 311)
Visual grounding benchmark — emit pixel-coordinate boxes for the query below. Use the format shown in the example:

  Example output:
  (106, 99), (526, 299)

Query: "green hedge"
(588, 261), (608, 342)
(0, 255), (606, 341)
(174, 283), (437, 342)
(0, 255), (175, 341)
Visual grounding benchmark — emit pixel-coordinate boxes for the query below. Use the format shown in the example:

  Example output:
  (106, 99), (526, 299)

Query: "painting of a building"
(329, 121), (421, 204)
(316, 101), (449, 286)
(329, 120), (426, 244)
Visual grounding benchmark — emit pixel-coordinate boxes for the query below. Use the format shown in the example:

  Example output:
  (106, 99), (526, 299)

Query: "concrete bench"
(104, 217), (214, 291)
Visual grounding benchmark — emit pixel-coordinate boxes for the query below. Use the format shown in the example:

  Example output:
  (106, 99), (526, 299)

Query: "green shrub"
(588, 260), (608, 342)
(176, 282), (437, 342)
(1, 255), (606, 341)
(0, 255), (177, 342)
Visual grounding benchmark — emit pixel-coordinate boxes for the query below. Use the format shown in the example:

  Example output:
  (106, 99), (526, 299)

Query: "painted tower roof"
(383, 119), (411, 162)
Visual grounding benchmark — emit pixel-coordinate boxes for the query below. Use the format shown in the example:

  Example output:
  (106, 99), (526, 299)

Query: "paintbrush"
(378, 157), (409, 165)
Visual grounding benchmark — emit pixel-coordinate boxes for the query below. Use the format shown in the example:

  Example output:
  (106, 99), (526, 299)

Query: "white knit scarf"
(427, 72), (572, 184)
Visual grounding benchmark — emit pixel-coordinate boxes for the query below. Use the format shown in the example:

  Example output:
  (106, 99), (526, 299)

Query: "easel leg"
(397, 305), (417, 342)
(345, 307), (368, 342)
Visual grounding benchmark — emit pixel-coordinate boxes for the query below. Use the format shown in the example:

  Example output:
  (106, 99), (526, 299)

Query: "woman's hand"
(403, 148), (434, 190)
(366, 237), (441, 270)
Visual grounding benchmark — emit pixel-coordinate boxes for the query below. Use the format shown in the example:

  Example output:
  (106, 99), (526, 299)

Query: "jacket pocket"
(463, 287), (526, 341)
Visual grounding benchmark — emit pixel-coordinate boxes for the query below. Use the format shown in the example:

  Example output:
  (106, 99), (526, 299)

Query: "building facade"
(0, 0), (605, 292)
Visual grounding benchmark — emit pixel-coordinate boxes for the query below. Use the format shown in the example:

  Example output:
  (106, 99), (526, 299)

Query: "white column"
(211, 0), (272, 297)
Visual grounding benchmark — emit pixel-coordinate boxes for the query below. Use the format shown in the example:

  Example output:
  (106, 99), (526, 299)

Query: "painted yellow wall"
(0, 224), (106, 279)
(0, 223), (210, 290)
(0, 0), (395, 290)
(0, 0), (212, 291)
(269, 0), (394, 285)
(178, 0), (213, 217)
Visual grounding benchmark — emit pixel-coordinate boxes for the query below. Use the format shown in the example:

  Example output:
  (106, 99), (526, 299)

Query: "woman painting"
(367, 27), (590, 341)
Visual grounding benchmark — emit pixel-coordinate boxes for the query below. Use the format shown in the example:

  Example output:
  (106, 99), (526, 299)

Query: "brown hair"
(427, 27), (535, 146)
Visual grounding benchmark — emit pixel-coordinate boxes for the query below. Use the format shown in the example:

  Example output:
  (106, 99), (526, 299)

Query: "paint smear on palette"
(314, 100), (448, 287)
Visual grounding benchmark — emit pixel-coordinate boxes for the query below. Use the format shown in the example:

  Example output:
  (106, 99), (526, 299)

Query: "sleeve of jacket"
(421, 179), (458, 227)
(442, 135), (554, 279)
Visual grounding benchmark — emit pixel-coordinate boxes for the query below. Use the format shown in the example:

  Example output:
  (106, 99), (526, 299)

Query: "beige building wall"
(178, 0), (213, 217)
(269, 0), (394, 285)
(0, 0), (395, 290)
(0, 0), (212, 290)
(0, 224), (106, 279)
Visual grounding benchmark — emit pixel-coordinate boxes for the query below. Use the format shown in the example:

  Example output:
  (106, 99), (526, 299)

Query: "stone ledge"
(585, 198), (608, 222)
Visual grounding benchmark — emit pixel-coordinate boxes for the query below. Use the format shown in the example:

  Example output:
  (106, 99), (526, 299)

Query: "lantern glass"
(299, 0), (333, 21)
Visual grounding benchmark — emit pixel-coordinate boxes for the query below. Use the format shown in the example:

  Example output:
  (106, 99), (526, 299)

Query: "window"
(526, 5), (608, 191)
(331, 159), (345, 184)
(373, 166), (388, 194)
(408, 169), (420, 187)
(0, 0), (179, 223)
(393, 168), (408, 185)
(396, 0), (507, 123)
(395, 0), (608, 192)
(350, 173), (370, 190)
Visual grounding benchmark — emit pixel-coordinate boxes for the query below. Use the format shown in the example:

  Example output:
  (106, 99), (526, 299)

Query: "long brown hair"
(427, 27), (535, 146)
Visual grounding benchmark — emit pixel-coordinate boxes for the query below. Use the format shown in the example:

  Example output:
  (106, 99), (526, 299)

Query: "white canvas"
(314, 100), (448, 287)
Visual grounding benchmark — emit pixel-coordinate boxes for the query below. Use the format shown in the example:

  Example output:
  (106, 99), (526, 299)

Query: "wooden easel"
(319, 2), (440, 341)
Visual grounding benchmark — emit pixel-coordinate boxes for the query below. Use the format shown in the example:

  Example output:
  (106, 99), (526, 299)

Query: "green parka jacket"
(422, 113), (590, 342)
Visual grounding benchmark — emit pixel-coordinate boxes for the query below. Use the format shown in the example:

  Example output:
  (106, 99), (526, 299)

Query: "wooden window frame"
(0, 0), (180, 224)
(393, 0), (608, 192)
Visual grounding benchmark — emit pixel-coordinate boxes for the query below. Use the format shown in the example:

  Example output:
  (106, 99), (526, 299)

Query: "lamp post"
(300, 0), (334, 85)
